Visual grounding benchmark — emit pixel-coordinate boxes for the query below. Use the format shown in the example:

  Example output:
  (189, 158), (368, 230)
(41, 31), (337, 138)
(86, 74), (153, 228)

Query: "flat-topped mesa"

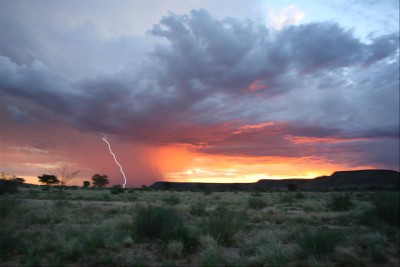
(303, 169), (400, 190)
(148, 169), (399, 191)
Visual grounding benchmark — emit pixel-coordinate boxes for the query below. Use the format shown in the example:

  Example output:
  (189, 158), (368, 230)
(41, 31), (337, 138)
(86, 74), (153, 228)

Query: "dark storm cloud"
(149, 9), (398, 96)
(6, 105), (38, 124)
(0, 9), (398, 169)
(0, 56), (79, 113)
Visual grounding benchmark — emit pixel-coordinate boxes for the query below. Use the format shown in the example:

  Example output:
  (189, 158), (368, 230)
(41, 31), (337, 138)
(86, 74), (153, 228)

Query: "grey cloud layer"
(0, 9), (398, 169)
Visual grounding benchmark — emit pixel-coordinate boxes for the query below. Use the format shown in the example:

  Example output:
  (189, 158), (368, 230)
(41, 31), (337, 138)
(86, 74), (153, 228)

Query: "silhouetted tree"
(51, 164), (80, 194)
(92, 174), (109, 187)
(15, 178), (25, 184)
(38, 174), (60, 186)
(0, 173), (20, 194)
(83, 181), (90, 188)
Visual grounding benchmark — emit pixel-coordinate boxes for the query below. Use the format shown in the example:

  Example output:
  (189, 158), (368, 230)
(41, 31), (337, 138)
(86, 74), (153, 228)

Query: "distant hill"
(149, 169), (399, 191)
(302, 170), (399, 190)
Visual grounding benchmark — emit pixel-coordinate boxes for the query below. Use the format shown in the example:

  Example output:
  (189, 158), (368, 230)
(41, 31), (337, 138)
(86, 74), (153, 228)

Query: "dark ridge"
(149, 169), (400, 191)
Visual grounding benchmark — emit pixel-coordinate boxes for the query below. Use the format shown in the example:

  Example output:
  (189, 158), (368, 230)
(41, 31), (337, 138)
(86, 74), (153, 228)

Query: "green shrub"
(132, 254), (149, 267)
(58, 239), (83, 261)
(110, 185), (124, 194)
(295, 227), (343, 259)
(334, 250), (366, 267)
(279, 193), (295, 204)
(371, 192), (399, 226)
(81, 228), (107, 253)
(204, 205), (243, 245)
(162, 259), (177, 267)
(0, 227), (19, 261)
(112, 253), (148, 267)
(256, 243), (288, 267)
(370, 246), (388, 263)
(165, 240), (184, 259)
(251, 191), (262, 197)
(0, 179), (19, 194)
(201, 246), (222, 267)
(189, 201), (206, 216)
(328, 194), (354, 211)
(0, 196), (18, 218)
(126, 194), (138, 202)
(295, 192), (305, 199)
(247, 196), (267, 210)
(199, 236), (222, 267)
(134, 205), (197, 252)
(162, 194), (181, 205)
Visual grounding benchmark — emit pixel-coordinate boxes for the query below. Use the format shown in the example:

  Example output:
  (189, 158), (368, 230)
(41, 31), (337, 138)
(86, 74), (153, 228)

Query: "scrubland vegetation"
(0, 185), (399, 267)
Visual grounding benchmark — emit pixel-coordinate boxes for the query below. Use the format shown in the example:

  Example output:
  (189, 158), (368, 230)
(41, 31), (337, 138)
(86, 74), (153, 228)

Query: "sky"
(0, 0), (399, 187)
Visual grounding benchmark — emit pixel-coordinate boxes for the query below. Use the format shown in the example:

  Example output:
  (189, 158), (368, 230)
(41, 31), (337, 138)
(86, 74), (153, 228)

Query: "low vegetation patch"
(134, 205), (197, 253)
(328, 193), (354, 211)
(295, 226), (344, 259)
(203, 205), (243, 245)
(371, 192), (399, 226)
(247, 196), (267, 210)
(0, 188), (398, 266)
(162, 194), (181, 205)
(189, 200), (206, 216)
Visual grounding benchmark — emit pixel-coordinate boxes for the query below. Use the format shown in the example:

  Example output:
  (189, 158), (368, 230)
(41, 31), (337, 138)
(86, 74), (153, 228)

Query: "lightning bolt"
(102, 138), (127, 188)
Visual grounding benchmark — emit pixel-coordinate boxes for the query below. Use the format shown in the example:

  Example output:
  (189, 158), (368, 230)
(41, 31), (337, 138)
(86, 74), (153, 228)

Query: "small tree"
(38, 174), (60, 186)
(83, 181), (90, 188)
(92, 174), (109, 187)
(52, 165), (80, 194)
(0, 173), (20, 194)
(15, 178), (25, 184)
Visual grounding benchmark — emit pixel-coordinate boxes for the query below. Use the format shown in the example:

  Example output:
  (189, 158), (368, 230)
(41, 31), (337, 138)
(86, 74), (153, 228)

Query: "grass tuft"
(295, 226), (343, 259)
(328, 194), (354, 211)
(247, 196), (267, 210)
(203, 205), (243, 245)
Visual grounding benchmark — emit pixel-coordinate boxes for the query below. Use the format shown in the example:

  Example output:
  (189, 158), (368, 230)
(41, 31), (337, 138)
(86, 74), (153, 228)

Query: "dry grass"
(0, 187), (399, 266)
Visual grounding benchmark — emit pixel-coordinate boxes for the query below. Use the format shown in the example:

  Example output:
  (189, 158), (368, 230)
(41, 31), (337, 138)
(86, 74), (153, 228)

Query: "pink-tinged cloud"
(248, 80), (268, 92)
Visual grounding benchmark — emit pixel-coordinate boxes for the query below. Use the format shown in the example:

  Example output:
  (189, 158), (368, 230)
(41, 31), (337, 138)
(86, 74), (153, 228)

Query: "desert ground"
(1, 186), (399, 267)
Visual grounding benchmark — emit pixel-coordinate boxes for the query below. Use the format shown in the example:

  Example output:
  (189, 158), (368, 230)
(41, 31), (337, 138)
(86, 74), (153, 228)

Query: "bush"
(279, 193), (295, 204)
(204, 205), (243, 245)
(165, 240), (184, 259)
(0, 227), (19, 261)
(199, 235), (222, 267)
(0, 179), (19, 194)
(252, 242), (288, 267)
(295, 227), (343, 259)
(247, 197), (267, 210)
(328, 194), (354, 211)
(201, 246), (222, 267)
(0, 196), (18, 218)
(371, 192), (399, 226)
(110, 185), (124, 194)
(134, 205), (197, 252)
(189, 201), (206, 216)
(162, 194), (181, 205)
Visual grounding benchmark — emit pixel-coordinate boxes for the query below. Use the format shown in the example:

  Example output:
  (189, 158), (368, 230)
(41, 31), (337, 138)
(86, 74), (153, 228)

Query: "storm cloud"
(0, 7), (399, 174)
